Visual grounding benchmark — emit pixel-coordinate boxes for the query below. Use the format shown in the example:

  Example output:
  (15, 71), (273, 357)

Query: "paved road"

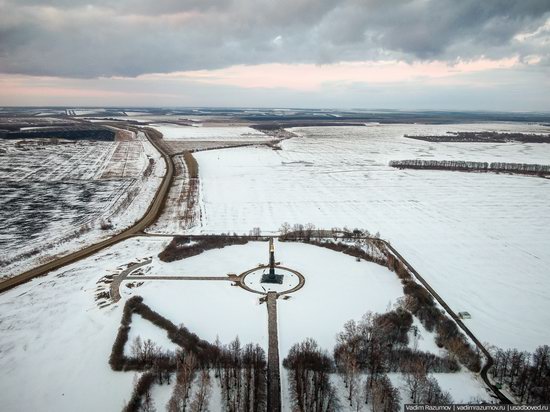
(0, 130), (175, 294)
(125, 275), (236, 282)
(110, 259), (152, 302)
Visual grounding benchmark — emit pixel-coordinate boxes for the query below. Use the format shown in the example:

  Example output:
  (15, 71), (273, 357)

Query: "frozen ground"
(195, 123), (550, 351)
(147, 123), (275, 157)
(0, 237), (168, 412)
(149, 124), (268, 141)
(271, 241), (404, 358)
(281, 369), (491, 410)
(0, 131), (165, 279)
(0, 238), (449, 411)
(121, 239), (405, 354)
(147, 154), (197, 234)
(124, 314), (180, 357)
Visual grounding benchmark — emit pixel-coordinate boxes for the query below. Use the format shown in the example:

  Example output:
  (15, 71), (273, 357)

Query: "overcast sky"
(0, 0), (549, 110)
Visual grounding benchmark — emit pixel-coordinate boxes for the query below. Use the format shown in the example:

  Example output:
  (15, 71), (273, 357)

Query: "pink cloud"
(144, 57), (520, 91)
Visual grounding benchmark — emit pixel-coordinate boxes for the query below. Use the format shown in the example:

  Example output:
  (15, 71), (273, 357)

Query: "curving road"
(380, 240), (512, 404)
(0, 129), (175, 293)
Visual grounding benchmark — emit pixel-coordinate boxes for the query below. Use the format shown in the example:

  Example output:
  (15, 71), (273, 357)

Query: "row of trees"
(182, 153), (199, 227)
(303, 239), (387, 267)
(166, 352), (212, 412)
(401, 360), (452, 404)
(112, 296), (268, 411)
(283, 339), (340, 412)
(279, 222), (380, 242)
(110, 296), (216, 372)
(282, 227), (482, 375)
(401, 280), (481, 372)
(333, 308), (456, 409)
(490, 345), (550, 403)
(282, 307), (459, 412)
(389, 159), (550, 176)
(158, 235), (249, 262)
(405, 131), (550, 144)
(390, 160), (490, 171)
(365, 375), (400, 412)
(215, 337), (267, 412)
(125, 337), (268, 412)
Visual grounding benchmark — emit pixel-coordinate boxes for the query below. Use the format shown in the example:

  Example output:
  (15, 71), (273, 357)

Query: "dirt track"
(0, 129), (175, 293)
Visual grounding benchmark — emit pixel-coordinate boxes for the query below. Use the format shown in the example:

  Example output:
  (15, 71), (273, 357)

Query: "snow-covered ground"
(0, 237), (167, 412)
(194, 123), (550, 351)
(281, 370), (491, 410)
(0, 131), (165, 279)
(149, 124), (268, 141)
(120, 239), (405, 354)
(124, 314), (180, 356)
(272, 241), (404, 358)
(1, 237), (448, 411)
(147, 154), (195, 234)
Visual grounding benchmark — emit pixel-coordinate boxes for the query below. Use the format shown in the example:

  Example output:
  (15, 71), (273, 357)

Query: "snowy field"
(0, 237), (167, 412)
(280, 370), (490, 410)
(147, 154), (197, 233)
(0, 132), (165, 278)
(149, 123), (268, 141)
(119, 240), (405, 356)
(0, 237), (482, 410)
(194, 123), (550, 351)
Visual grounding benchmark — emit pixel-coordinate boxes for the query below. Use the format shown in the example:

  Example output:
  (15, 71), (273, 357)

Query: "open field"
(1, 115), (549, 409)
(0, 237), (490, 410)
(145, 123), (283, 234)
(148, 124), (268, 141)
(194, 123), (550, 352)
(0, 131), (165, 279)
(147, 154), (199, 233)
(146, 123), (277, 156)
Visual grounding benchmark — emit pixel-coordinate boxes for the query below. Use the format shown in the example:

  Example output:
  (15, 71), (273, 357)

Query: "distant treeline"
(405, 131), (550, 144)
(0, 127), (115, 141)
(389, 159), (550, 176)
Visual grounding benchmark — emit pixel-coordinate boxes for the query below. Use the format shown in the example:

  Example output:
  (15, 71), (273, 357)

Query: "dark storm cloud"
(0, 0), (548, 77)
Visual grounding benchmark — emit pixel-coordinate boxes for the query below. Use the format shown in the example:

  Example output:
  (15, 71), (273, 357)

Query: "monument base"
(261, 273), (284, 284)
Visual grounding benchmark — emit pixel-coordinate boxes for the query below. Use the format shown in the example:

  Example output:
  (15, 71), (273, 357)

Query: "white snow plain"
(0, 237), (438, 411)
(149, 123), (269, 141)
(194, 123), (550, 351)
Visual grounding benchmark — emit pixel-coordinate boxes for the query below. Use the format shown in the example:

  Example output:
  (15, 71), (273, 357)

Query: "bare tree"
(167, 352), (198, 412)
(279, 222), (291, 237)
(189, 369), (211, 412)
(283, 338), (340, 412)
(369, 375), (400, 412)
(304, 223), (315, 241)
(403, 359), (427, 403)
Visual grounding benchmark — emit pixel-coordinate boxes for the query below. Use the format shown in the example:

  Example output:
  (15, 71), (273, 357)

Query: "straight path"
(125, 275), (236, 281)
(0, 129), (175, 293)
(266, 291), (281, 412)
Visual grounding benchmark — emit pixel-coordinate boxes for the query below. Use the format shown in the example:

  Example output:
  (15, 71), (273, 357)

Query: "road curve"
(381, 240), (512, 404)
(0, 130), (175, 294)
